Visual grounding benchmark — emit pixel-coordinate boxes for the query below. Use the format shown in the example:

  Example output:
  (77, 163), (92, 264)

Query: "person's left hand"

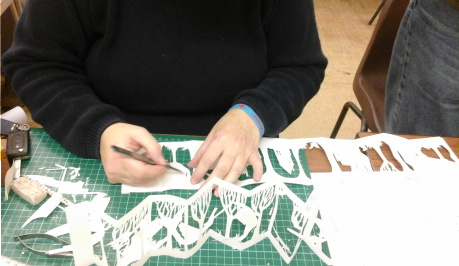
(187, 108), (263, 196)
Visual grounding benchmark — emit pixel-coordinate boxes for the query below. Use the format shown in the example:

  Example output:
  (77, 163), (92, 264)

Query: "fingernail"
(190, 178), (197, 184)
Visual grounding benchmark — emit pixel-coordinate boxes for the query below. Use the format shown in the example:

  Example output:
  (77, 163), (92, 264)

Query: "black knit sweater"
(2, 0), (327, 158)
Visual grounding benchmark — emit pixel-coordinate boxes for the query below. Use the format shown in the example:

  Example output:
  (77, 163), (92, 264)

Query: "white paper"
(122, 138), (314, 193)
(21, 193), (63, 228)
(313, 172), (459, 266)
(111, 179), (330, 265)
(0, 106), (28, 124)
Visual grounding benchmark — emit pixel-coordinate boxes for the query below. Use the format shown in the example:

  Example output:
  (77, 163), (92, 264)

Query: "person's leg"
(385, 0), (459, 137)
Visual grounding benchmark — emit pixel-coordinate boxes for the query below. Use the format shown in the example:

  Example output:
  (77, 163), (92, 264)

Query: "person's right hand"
(99, 122), (169, 186)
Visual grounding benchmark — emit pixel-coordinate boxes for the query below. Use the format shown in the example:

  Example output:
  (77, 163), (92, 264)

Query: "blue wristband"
(229, 104), (265, 137)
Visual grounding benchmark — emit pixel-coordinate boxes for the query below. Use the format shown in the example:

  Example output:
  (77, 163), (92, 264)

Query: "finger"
(187, 136), (212, 168)
(247, 152), (263, 182)
(201, 147), (245, 196)
(213, 153), (247, 185)
(199, 174), (221, 194)
(214, 185), (220, 197)
(189, 144), (223, 185)
(202, 149), (261, 194)
(193, 133), (248, 182)
(106, 156), (167, 186)
(129, 133), (168, 165)
(213, 154), (248, 197)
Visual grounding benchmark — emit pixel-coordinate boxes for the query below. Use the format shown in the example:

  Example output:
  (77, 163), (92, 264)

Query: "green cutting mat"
(1, 128), (328, 266)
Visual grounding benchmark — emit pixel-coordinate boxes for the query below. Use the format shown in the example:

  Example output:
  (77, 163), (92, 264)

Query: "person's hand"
(188, 108), (263, 196)
(100, 122), (169, 186)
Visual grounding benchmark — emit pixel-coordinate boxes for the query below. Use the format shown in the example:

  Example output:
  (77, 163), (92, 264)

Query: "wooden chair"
(369, 0), (386, 25)
(1, 0), (23, 22)
(330, 0), (410, 138)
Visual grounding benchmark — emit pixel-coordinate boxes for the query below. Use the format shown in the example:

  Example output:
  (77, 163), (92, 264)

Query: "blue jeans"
(385, 0), (459, 137)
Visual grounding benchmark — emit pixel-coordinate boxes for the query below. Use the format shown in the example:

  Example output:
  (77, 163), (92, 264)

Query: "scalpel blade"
(110, 145), (183, 173)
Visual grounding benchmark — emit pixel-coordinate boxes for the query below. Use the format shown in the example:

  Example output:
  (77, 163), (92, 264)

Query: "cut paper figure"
(179, 207), (222, 245)
(250, 183), (276, 237)
(186, 189), (224, 245)
(232, 204), (258, 241)
(219, 186), (248, 239)
(109, 179), (332, 265)
(156, 200), (187, 248)
(189, 187), (212, 234)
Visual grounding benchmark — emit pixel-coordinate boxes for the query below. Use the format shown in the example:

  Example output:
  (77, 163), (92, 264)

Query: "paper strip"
(65, 202), (96, 266)
(21, 193), (63, 228)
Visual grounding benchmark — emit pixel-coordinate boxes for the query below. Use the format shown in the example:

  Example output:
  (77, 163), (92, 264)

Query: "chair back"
(353, 0), (410, 132)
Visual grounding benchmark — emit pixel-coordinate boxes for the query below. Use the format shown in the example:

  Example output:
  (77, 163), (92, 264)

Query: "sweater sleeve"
(2, 0), (125, 158)
(233, 0), (327, 137)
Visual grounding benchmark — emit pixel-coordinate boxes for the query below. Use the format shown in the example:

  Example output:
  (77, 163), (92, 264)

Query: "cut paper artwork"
(112, 133), (459, 265)
(12, 134), (459, 266)
(308, 134), (459, 174)
(124, 133), (459, 193)
(110, 179), (330, 266)
(123, 138), (314, 193)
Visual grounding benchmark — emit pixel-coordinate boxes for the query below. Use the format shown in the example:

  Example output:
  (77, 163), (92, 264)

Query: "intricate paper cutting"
(123, 138), (314, 193)
(16, 134), (459, 265)
(114, 134), (458, 265)
(123, 134), (459, 193)
(111, 179), (330, 265)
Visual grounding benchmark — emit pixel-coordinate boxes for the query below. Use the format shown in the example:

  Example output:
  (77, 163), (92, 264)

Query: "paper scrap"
(22, 193), (63, 228)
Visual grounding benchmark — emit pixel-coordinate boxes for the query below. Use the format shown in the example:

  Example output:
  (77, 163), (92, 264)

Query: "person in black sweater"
(2, 0), (327, 190)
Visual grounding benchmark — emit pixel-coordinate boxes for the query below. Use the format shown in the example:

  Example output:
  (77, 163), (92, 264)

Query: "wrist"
(229, 104), (265, 137)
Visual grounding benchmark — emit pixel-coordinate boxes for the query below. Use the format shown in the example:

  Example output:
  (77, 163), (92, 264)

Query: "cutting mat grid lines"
(1, 129), (326, 265)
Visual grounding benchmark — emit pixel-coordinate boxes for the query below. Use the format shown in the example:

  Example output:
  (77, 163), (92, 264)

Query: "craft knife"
(110, 145), (183, 172)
